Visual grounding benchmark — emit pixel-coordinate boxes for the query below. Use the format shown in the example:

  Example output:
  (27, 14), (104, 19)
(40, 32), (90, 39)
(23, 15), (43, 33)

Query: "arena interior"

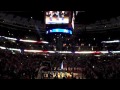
(0, 11), (120, 79)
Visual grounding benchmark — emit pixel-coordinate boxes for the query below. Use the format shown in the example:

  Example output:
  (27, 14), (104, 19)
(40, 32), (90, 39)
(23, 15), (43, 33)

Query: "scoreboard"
(45, 11), (74, 35)
(45, 11), (71, 24)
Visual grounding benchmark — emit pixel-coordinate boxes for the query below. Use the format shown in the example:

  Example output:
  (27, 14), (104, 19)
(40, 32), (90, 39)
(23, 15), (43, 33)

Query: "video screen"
(45, 11), (70, 24)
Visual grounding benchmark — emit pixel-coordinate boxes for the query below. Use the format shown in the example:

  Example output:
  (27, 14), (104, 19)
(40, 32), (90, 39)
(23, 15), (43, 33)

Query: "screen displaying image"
(45, 11), (70, 24)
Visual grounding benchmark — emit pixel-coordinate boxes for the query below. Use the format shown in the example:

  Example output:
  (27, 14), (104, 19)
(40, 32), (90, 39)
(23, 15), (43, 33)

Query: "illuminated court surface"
(37, 70), (86, 79)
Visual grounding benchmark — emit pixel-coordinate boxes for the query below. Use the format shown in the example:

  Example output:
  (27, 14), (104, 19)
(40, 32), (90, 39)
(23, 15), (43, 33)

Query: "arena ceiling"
(2, 10), (120, 25)
(0, 1), (120, 24)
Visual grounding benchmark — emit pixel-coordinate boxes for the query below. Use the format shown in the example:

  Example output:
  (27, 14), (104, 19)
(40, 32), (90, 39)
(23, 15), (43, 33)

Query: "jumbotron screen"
(45, 11), (71, 24)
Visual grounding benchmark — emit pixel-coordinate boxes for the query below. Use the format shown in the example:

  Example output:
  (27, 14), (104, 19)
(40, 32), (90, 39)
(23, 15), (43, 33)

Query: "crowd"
(1, 48), (120, 79)
(0, 49), (42, 79)
(85, 55), (120, 79)
(0, 28), (120, 79)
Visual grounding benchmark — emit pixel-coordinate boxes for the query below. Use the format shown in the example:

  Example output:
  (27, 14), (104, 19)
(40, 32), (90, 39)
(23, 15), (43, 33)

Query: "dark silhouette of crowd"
(0, 49), (42, 79)
(1, 48), (120, 79)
